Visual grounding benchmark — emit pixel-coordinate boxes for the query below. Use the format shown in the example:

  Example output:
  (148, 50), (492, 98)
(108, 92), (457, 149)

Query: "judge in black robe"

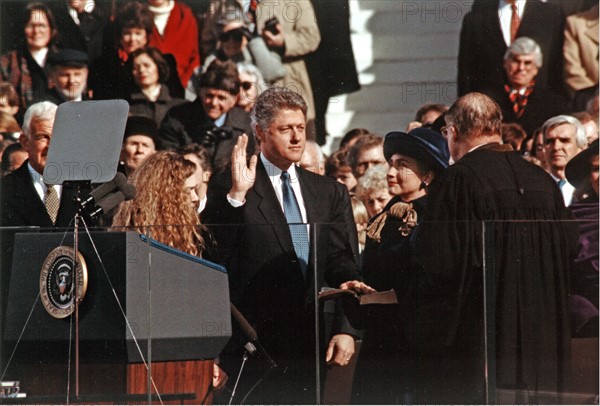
(406, 93), (578, 404)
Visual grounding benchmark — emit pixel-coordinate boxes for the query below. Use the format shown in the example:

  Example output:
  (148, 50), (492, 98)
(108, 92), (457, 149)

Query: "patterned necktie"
(504, 81), (535, 118)
(509, 1), (520, 43)
(44, 183), (59, 224)
(281, 171), (309, 279)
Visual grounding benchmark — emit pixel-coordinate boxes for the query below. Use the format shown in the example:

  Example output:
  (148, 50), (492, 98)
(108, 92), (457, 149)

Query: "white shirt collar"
(27, 161), (62, 202)
(214, 113), (227, 127)
(30, 48), (48, 68)
(260, 154), (307, 222)
(68, 0), (96, 25)
(197, 195), (207, 214)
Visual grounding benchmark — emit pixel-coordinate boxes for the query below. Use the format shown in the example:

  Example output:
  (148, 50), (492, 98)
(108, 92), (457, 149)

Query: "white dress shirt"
(498, 0), (526, 46)
(28, 162), (62, 203)
(227, 154), (309, 229)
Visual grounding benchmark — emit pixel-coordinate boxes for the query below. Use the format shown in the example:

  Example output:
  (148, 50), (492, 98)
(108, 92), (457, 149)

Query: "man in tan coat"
(563, 5), (599, 95)
(257, 0), (320, 139)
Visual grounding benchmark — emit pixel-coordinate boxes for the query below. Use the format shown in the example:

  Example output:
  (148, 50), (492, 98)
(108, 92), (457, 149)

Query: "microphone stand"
(71, 181), (91, 399)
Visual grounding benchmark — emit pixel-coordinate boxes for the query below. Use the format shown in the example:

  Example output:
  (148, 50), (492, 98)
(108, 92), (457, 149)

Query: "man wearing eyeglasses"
(482, 37), (568, 137)
(159, 59), (254, 173)
(408, 92), (577, 403)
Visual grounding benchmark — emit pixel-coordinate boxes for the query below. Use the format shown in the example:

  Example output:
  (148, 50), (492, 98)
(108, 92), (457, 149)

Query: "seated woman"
(0, 3), (57, 111)
(236, 62), (266, 113)
(349, 128), (450, 404)
(355, 163), (393, 219)
(127, 47), (185, 126)
(112, 150), (224, 401)
(89, 1), (183, 100)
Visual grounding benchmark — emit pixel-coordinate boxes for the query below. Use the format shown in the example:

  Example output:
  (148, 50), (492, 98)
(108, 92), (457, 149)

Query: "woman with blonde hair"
(112, 150), (205, 256)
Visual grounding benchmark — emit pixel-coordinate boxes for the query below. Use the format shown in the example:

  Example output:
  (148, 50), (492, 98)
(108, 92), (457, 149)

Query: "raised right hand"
(229, 134), (258, 202)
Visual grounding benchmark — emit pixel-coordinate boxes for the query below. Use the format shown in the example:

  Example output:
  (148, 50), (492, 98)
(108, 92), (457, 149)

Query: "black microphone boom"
(230, 303), (277, 370)
(80, 172), (127, 208)
(120, 183), (136, 201)
(89, 191), (125, 218)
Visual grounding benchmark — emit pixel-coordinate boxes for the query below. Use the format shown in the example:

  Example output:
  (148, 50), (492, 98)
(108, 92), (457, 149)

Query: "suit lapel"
(482, 2), (506, 51)
(253, 160), (294, 254)
(586, 14), (599, 44)
(13, 162), (53, 227)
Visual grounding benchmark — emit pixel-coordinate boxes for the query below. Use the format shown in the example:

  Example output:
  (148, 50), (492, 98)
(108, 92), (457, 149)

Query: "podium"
(2, 231), (231, 403)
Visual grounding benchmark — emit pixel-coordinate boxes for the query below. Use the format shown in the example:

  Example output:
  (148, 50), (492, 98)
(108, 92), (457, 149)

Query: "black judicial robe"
(408, 143), (577, 403)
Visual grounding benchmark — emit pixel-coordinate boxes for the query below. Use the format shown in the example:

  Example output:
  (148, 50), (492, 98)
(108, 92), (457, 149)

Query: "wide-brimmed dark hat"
(383, 127), (450, 174)
(566, 138), (599, 189)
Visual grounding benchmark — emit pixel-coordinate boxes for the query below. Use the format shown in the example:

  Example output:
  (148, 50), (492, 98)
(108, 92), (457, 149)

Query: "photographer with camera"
(159, 59), (255, 173)
(255, 0), (321, 140)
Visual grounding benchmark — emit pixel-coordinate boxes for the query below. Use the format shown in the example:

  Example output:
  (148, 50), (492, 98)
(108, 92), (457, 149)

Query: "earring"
(420, 180), (428, 190)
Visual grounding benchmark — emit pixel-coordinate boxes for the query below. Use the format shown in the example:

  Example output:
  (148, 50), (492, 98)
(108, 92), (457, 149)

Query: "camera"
(199, 125), (234, 150)
(264, 17), (279, 34)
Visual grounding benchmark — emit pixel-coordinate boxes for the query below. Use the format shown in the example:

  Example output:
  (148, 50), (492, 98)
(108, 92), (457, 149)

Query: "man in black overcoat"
(406, 93), (577, 403)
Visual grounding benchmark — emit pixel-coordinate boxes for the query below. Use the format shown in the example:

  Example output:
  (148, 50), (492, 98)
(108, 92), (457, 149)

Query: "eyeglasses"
(241, 81), (253, 91)
(220, 29), (244, 42)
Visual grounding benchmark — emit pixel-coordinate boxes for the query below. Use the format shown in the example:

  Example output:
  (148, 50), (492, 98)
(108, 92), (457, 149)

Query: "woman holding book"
(350, 128), (449, 404)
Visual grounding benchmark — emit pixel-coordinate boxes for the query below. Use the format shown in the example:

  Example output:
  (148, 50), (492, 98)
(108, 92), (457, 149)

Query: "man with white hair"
(484, 37), (568, 136)
(0, 101), (86, 227)
(542, 114), (588, 206)
(298, 139), (326, 175)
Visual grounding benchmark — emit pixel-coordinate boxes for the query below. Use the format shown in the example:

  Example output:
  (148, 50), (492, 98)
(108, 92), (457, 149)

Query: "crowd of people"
(0, 0), (598, 404)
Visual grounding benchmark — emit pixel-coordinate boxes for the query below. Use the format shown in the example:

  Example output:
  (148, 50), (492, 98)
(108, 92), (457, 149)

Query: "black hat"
(384, 127), (450, 174)
(566, 138), (599, 189)
(47, 49), (89, 68)
(124, 116), (158, 144)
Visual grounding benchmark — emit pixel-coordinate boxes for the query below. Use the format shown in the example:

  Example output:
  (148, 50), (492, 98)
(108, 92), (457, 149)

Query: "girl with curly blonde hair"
(112, 150), (206, 256)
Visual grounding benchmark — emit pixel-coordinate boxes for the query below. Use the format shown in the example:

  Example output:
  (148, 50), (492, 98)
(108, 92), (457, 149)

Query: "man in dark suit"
(1, 101), (83, 228)
(458, 0), (565, 96)
(203, 87), (361, 404)
(50, 0), (108, 62)
(159, 59), (254, 173)
(0, 101), (88, 368)
(483, 37), (569, 136)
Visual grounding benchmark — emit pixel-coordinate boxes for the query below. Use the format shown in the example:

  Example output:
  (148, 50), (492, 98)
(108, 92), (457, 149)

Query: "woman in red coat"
(147, 0), (200, 89)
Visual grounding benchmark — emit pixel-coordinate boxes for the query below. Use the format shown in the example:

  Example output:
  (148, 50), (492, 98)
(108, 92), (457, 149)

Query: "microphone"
(230, 303), (277, 370)
(120, 183), (137, 201)
(80, 172), (127, 208)
(88, 190), (126, 218)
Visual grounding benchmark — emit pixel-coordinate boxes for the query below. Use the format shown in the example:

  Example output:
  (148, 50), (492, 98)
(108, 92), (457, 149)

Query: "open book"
(318, 288), (398, 305)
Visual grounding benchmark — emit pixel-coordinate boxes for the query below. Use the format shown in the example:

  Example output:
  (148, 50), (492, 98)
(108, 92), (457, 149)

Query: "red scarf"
(504, 81), (535, 118)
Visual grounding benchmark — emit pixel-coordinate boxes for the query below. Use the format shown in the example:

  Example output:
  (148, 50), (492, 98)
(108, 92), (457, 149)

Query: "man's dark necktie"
(281, 171), (309, 279)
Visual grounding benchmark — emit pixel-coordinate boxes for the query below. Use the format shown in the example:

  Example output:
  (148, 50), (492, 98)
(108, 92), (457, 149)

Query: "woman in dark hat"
(567, 138), (599, 204)
(351, 127), (450, 404)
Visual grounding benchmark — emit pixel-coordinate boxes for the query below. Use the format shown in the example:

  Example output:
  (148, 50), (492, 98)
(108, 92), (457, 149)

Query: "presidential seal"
(40, 246), (88, 319)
